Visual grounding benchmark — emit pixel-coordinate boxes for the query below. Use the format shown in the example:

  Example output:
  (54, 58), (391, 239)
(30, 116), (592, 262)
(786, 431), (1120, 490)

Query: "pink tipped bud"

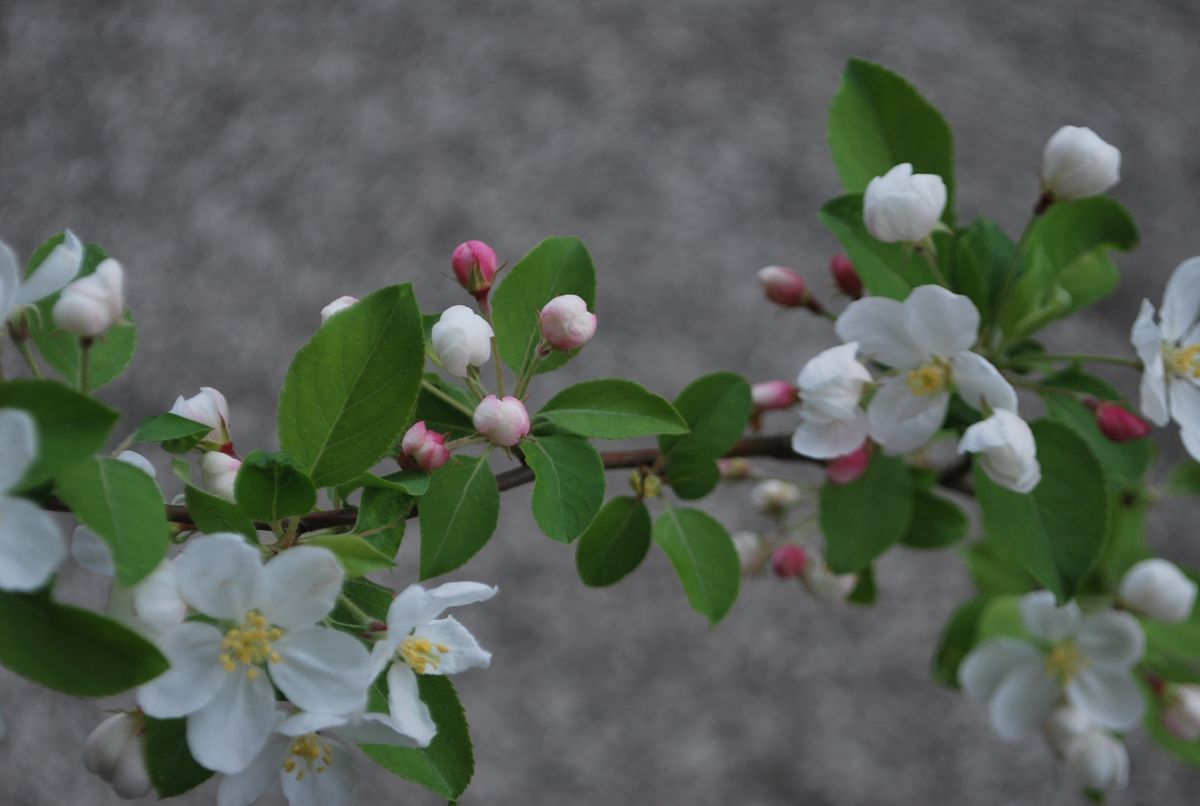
(757, 266), (817, 310)
(830, 254), (863, 299)
(826, 442), (871, 485)
(771, 544), (808, 579)
(451, 240), (499, 298)
(400, 420), (451, 471)
(1093, 402), (1151, 443)
(539, 294), (597, 351)
(473, 395), (531, 447)
(752, 381), (799, 413)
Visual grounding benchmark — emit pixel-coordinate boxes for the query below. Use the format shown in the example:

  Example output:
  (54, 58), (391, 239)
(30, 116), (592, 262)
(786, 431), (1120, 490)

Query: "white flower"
(0, 232), (84, 322)
(170, 387), (232, 448)
(84, 712), (152, 799)
(836, 285), (1017, 454)
(0, 409), (65, 591)
(1163, 684), (1200, 741)
(539, 294), (597, 351)
(1041, 126), (1121, 201)
(800, 548), (857, 603)
(862, 163), (947, 243)
(1132, 257), (1200, 459)
(732, 531), (767, 575)
(790, 342), (873, 459)
(473, 395), (530, 447)
(137, 534), (370, 774)
(431, 305), (493, 378)
(750, 479), (803, 514)
(959, 409), (1041, 493)
(1118, 558), (1197, 623)
(367, 581), (497, 746)
(320, 295), (359, 324)
(959, 591), (1145, 740)
(51, 258), (125, 337)
(201, 451), (242, 503)
(1062, 728), (1129, 793)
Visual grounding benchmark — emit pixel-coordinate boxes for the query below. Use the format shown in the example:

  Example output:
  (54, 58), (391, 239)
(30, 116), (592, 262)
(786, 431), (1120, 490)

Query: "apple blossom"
(170, 387), (232, 450)
(1043, 702), (1093, 757)
(1162, 684), (1200, 741)
(751, 479), (803, 514)
(826, 442), (870, 485)
(829, 254), (862, 299)
(431, 304), (493, 378)
(771, 544), (808, 579)
(800, 548), (858, 603)
(959, 591), (1145, 740)
(959, 409), (1041, 493)
(790, 342), (873, 459)
(320, 295), (358, 323)
(83, 712), (152, 799)
(862, 163), (946, 243)
(400, 421), (450, 471)
(751, 380), (799, 412)
(732, 531), (768, 575)
(473, 395), (530, 447)
(1041, 126), (1121, 202)
(451, 240), (499, 299)
(1117, 558), (1197, 623)
(202, 451), (242, 503)
(51, 257), (125, 337)
(757, 266), (818, 310)
(0, 409), (65, 592)
(1063, 729), (1129, 794)
(0, 231), (83, 322)
(367, 581), (497, 746)
(137, 534), (370, 773)
(1092, 401), (1151, 443)
(837, 285), (1017, 455)
(539, 294), (597, 351)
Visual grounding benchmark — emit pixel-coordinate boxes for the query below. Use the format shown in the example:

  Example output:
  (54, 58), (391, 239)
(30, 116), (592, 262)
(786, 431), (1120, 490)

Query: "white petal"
(904, 286), (980, 358)
(1170, 377), (1200, 433)
(328, 712), (417, 748)
(1076, 611), (1145, 668)
(1183, 427), (1200, 463)
(71, 526), (115, 576)
(279, 711), (349, 737)
(414, 616), (491, 675)
(958, 638), (1043, 701)
(988, 661), (1061, 740)
(797, 342), (873, 390)
(132, 560), (188, 635)
(387, 663), (437, 746)
(1160, 257), (1200, 342)
(110, 734), (153, 799)
(0, 241), (19, 319)
(270, 626), (370, 715)
(0, 496), (65, 592)
(950, 352), (1018, 412)
(866, 377), (947, 454)
(835, 297), (924, 368)
(1139, 355), (1170, 427)
(116, 449), (156, 479)
(1130, 299), (1164, 367)
(386, 585), (440, 636)
(0, 408), (37, 492)
(1068, 667), (1145, 731)
(188, 669), (278, 774)
(790, 410), (869, 459)
(1019, 591), (1081, 642)
(257, 546), (344, 629)
(217, 735), (289, 806)
(425, 580), (499, 612)
(15, 231), (83, 306)
(137, 622), (226, 718)
(280, 736), (359, 806)
(175, 533), (262, 620)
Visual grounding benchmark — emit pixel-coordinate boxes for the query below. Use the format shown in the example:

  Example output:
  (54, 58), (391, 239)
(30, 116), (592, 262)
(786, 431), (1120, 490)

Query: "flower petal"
(1160, 257), (1200, 342)
(0, 408), (37, 493)
(958, 638), (1043, 702)
(950, 352), (1018, 412)
(175, 533), (261, 620)
(1068, 667), (1145, 731)
(0, 496), (65, 592)
(280, 736), (359, 806)
(1076, 611), (1145, 669)
(425, 580), (499, 614)
(835, 297), (924, 368)
(188, 668), (278, 774)
(132, 560), (188, 635)
(1182, 427), (1200, 463)
(15, 231), (84, 307)
(387, 663), (437, 747)
(1130, 299), (1163, 367)
(1139, 355), (1170, 427)
(270, 626), (369, 715)
(790, 409), (869, 459)
(71, 526), (115, 576)
(137, 622), (226, 718)
(866, 377), (947, 454)
(1170, 377), (1200, 434)
(904, 286), (980, 358)
(328, 712), (418, 748)
(988, 661), (1061, 740)
(216, 734), (289, 806)
(257, 546), (344, 629)
(414, 616), (492, 675)
(0, 241), (20, 320)
(1019, 591), (1081, 642)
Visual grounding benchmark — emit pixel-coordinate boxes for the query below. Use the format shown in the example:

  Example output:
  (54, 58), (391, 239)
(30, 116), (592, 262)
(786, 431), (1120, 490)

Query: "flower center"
(1045, 641), (1087, 684)
(399, 635), (450, 674)
(282, 733), (334, 781)
(906, 360), (950, 396)
(220, 611), (283, 679)
(1165, 344), (1200, 379)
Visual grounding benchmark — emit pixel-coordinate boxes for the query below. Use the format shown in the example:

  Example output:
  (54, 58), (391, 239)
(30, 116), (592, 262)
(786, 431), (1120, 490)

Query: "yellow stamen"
(399, 636), (450, 674)
(283, 733), (334, 779)
(1045, 642), (1087, 684)
(906, 360), (950, 397)
(1166, 344), (1200, 379)
(219, 611), (284, 678)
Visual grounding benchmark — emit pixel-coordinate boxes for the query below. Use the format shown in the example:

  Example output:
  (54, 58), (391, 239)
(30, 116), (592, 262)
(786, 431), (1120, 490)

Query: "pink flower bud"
(1093, 402), (1151, 443)
(400, 421), (451, 471)
(539, 294), (597, 351)
(830, 254), (863, 299)
(771, 544), (808, 579)
(826, 442), (871, 485)
(752, 381), (799, 412)
(757, 266), (813, 309)
(320, 295), (359, 323)
(451, 240), (499, 298)
(1163, 684), (1200, 741)
(473, 395), (531, 447)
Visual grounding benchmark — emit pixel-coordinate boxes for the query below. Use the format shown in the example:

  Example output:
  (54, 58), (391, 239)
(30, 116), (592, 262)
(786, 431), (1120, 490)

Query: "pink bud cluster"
(401, 421), (451, 471)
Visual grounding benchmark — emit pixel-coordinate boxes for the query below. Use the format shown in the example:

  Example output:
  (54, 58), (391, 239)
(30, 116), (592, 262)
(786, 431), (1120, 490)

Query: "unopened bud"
(51, 259), (125, 337)
(400, 421), (450, 471)
(431, 305), (494, 378)
(1062, 730), (1128, 794)
(771, 544), (808, 579)
(1118, 558), (1197, 623)
(826, 442), (871, 485)
(732, 531), (766, 574)
(801, 550), (858, 603)
(751, 479), (802, 514)
(752, 381), (799, 413)
(84, 712), (152, 799)
(1163, 684), (1200, 741)
(718, 457), (753, 480)
(320, 295), (359, 323)
(451, 240), (499, 298)
(1042, 126), (1120, 202)
(473, 395), (531, 447)
(829, 254), (863, 299)
(539, 294), (597, 351)
(757, 266), (821, 311)
(1091, 401), (1151, 443)
(169, 387), (231, 450)
(200, 451), (241, 503)
(641, 473), (662, 498)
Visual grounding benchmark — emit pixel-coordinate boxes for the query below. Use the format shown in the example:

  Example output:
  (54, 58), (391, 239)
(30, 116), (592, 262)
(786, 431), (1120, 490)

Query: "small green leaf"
(233, 450), (318, 524)
(901, 490), (968, 550)
(341, 471), (430, 498)
(0, 379), (117, 491)
(132, 413), (211, 453)
(658, 373), (752, 500)
(653, 505), (740, 625)
(575, 496), (652, 587)
(820, 454), (914, 573)
(419, 456), (500, 579)
(54, 456), (169, 586)
(305, 534), (395, 577)
(0, 589), (168, 695)
(184, 484), (258, 542)
(536, 379), (688, 439)
(523, 434), (606, 543)
(931, 596), (991, 688)
(142, 716), (213, 797)
(355, 486), (415, 559)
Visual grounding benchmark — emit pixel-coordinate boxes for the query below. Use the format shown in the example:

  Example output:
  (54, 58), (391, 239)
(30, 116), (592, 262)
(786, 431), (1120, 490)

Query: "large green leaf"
(0, 589), (168, 695)
(233, 450), (317, 524)
(142, 716), (213, 797)
(0, 379), (117, 491)
(490, 237), (596, 374)
(536, 378), (688, 439)
(278, 283), (424, 487)
(1042, 395), (1151, 487)
(901, 490), (968, 550)
(184, 483), (258, 542)
(653, 505), (740, 625)
(820, 454), (914, 573)
(952, 219), (1015, 326)
(818, 195), (934, 300)
(54, 456), (169, 587)
(522, 434), (606, 543)
(576, 496), (653, 587)
(973, 421), (1108, 602)
(419, 456), (500, 579)
(658, 372), (752, 500)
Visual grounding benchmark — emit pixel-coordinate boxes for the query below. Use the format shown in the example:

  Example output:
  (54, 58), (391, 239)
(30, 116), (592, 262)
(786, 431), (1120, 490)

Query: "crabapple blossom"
(751, 380), (798, 412)
(0, 231), (83, 322)
(320, 295), (358, 323)
(0, 409), (65, 591)
(201, 451), (242, 503)
(1162, 684), (1200, 741)
(757, 266), (816, 310)
(790, 342), (873, 459)
(52, 257), (125, 337)
(400, 421), (450, 471)
(825, 442), (870, 485)
(539, 294), (597, 351)
(1117, 558), (1197, 623)
(83, 712), (152, 799)
(732, 531), (767, 574)
(1043, 702), (1093, 757)
(1041, 126), (1121, 202)
(431, 305), (493, 378)
(473, 395), (530, 447)
(770, 544), (808, 579)
(862, 163), (946, 243)
(959, 409), (1041, 493)
(829, 254), (862, 299)
(800, 550), (858, 603)
(170, 387), (232, 450)
(751, 479), (803, 514)
(1092, 401), (1151, 443)
(451, 240), (499, 298)
(1062, 729), (1129, 793)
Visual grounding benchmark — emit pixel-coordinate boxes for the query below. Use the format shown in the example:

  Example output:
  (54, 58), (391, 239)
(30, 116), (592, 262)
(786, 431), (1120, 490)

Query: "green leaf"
(54, 456), (169, 587)
(141, 716), (213, 797)
(658, 372), (752, 499)
(331, 577), (394, 625)
(414, 374), (476, 439)
(340, 471), (430, 498)
(184, 484), (258, 542)
(952, 220), (1015, 324)
(278, 283), (425, 487)
(653, 505), (740, 625)
(575, 496), (652, 586)
(661, 450), (723, 501)
(536, 379), (688, 439)
(355, 486), (415, 558)
(1043, 395), (1151, 486)
(491, 237), (596, 374)
(931, 596), (992, 688)
(0, 589), (168, 695)
(26, 236), (138, 390)
(1167, 462), (1200, 496)
(1036, 366), (1122, 401)
(973, 420), (1108, 602)
(522, 434), (606, 543)
(419, 456), (500, 579)
(0, 379), (117, 491)
(848, 566), (878, 606)
(362, 675), (474, 799)
(818, 195), (935, 299)
(902, 490), (968, 550)
(132, 413), (211, 453)
(828, 57), (955, 222)
(819, 454), (914, 573)
(964, 535), (1038, 597)
(304, 534), (395, 577)
(233, 450), (317, 524)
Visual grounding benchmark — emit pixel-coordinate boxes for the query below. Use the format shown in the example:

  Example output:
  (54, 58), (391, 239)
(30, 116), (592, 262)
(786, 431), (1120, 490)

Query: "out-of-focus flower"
(771, 544), (808, 579)
(0, 409), (65, 592)
(1092, 401), (1151, 443)
(1118, 558), (1197, 623)
(84, 712), (152, 799)
(752, 381), (799, 413)
(751, 479), (803, 515)
(826, 442), (871, 485)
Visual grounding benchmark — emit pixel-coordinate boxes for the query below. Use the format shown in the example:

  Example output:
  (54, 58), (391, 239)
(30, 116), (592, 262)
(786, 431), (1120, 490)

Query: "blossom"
(959, 409), (1041, 493)
(770, 544), (808, 579)
(320, 296), (358, 323)
(170, 387), (232, 450)
(1062, 728), (1129, 793)
(400, 421), (450, 471)
(83, 712), (152, 799)
(790, 342), (873, 459)
(959, 591), (1145, 740)
(1162, 684), (1200, 741)
(51, 258), (125, 337)
(451, 240), (499, 298)
(1117, 558), (1197, 623)
(201, 451), (242, 503)
(137, 534), (370, 774)
(862, 163), (946, 243)
(431, 305), (493, 378)
(750, 479), (803, 514)
(829, 254), (863, 299)
(473, 395), (530, 447)
(0, 231), (84, 322)
(1131, 257), (1200, 459)
(836, 285), (1017, 454)
(0, 408), (65, 591)
(367, 581), (497, 746)
(799, 548), (857, 603)
(757, 266), (814, 309)
(1041, 126), (1121, 201)
(539, 294), (597, 351)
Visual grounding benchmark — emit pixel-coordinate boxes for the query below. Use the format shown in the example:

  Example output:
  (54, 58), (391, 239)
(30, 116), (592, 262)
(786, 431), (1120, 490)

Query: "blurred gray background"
(3, 1), (1200, 803)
